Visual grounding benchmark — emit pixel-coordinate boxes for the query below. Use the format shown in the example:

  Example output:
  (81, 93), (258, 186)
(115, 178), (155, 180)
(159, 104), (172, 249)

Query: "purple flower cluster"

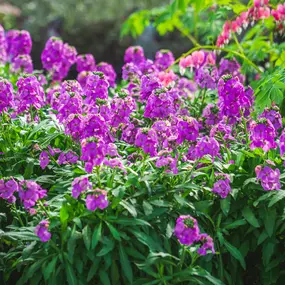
(212, 174), (231, 198)
(16, 75), (45, 113)
(0, 178), (18, 203)
(34, 220), (51, 242)
(72, 176), (92, 198)
(135, 128), (158, 157)
(6, 30), (32, 59)
(177, 116), (199, 144)
(41, 37), (77, 81)
(0, 25), (7, 63)
(217, 75), (253, 123)
(86, 189), (109, 211)
(256, 165), (281, 191)
(0, 78), (14, 112)
(174, 215), (215, 255)
(11, 54), (33, 74)
(154, 50), (175, 71)
(259, 106), (282, 131)
(250, 119), (277, 152)
(76, 54), (96, 72)
(18, 180), (47, 209)
(40, 151), (50, 169)
(195, 136), (220, 158)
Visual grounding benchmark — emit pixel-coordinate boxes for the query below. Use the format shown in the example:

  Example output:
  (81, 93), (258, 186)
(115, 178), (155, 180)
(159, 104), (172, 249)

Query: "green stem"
(96, 166), (102, 188)
(12, 204), (24, 227)
(174, 24), (200, 47)
(166, 45), (262, 73)
(200, 88), (207, 114)
(233, 33), (245, 56)
(179, 246), (187, 270)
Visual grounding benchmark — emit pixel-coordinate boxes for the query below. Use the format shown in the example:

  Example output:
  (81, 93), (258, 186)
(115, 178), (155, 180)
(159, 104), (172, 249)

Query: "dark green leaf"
(119, 243), (133, 284)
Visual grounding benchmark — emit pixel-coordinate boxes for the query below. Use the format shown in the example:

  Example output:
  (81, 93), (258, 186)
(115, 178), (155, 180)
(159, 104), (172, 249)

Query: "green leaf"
(60, 204), (69, 224)
(87, 258), (101, 282)
(106, 222), (121, 241)
(120, 200), (137, 217)
(82, 225), (91, 250)
(109, 217), (151, 227)
(22, 241), (37, 259)
(92, 223), (102, 250)
(99, 269), (111, 285)
(220, 196), (231, 216)
(264, 208), (276, 237)
(96, 238), (115, 257)
(189, 266), (225, 285)
(65, 260), (77, 285)
(119, 243), (133, 284)
(268, 190), (285, 207)
(43, 256), (58, 281)
(262, 241), (275, 266)
(224, 240), (246, 269)
(242, 206), (260, 228)
(143, 201), (153, 215)
(223, 219), (246, 230)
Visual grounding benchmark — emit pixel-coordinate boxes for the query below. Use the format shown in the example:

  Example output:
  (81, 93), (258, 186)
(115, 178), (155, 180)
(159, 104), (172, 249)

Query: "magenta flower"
(124, 46), (145, 65)
(34, 220), (51, 242)
(72, 177), (92, 199)
(154, 49), (175, 71)
(76, 54), (96, 72)
(18, 181), (47, 209)
(0, 179), (18, 203)
(212, 175), (231, 198)
(197, 234), (215, 255)
(96, 62), (117, 87)
(86, 189), (108, 211)
(174, 215), (200, 246)
(0, 78), (14, 112)
(256, 166), (281, 191)
(39, 151), (50, 170)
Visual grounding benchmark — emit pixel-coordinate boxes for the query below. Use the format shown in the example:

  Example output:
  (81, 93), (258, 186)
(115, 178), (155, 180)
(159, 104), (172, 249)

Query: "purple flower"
(110, 91), (136, 127)
(81, 137), (107, 173)
(0, 25), (7, 64)
(39, 151), (50, 170)
(177, 116), (199, 144)
(259, 106), (282, 131)
(154, 49), (175, 71)
(34, 220), (51, 242)
(195, 66), (218, 90)
(0, 179), (18, 203)
(84, 72), (109, 103)
(212, 175), (231, 198)
(0, 78), (14, 112)
(11, 55), (33, 74)
(218, 58), (245, 83)
(16, 75), (45, 113)
(140, 75), (162, 101)
(256, 166), (281, 191)
(96, 62), (117, 88)
(18, 181), (47, 209)
(195, 136), (220, 158)
(76, 54), (96, 72)
(197, 234), (215, 255)
(86, 189), (108, 211)
(202, 104), (220, 126)
(174, 215), (200, 246)
(122, 63), (142, 81)
(218, 76), (253, 123)
(156, 151), (178, 174)
(124, 46), (145, 65)
(135, 128), (158, 157)
(41, 37), (77, 81)
(144, 89), (175, 119)
(249, 119), (277, 152)
(72, 177), (92, 199)
(104, 158), (126, 173)
(6, 30), (32, 59)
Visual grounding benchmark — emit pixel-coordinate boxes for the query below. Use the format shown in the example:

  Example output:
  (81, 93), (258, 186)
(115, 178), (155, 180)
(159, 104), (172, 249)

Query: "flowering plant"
(1, 2), (285, 284)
